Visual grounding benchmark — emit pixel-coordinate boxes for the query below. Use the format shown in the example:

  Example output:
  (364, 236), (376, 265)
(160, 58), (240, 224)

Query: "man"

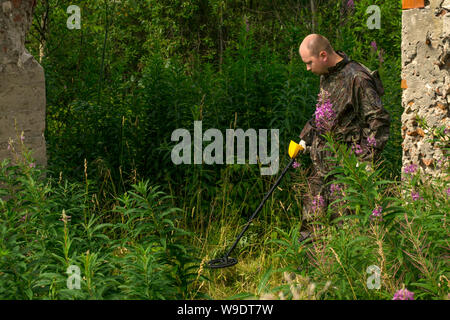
(297, 34), (390, 236)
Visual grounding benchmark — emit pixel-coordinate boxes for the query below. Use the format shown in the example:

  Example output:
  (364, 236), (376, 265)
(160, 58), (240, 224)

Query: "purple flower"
(446, 188), (450, 197)
(371, 206), (383, 219)
(311, 195), (325, 212)
(352, 143), (363, 155)
(330, 184), (343, 200)
(392, 288), (414, 300)
(314, 90), (335, 133)
(59, 210), (71, 223)
(370, 41), (377, 52)
(330, 184), (342, 194)
(7, 138), (13, 151)
(317, 89), (330, 104)
(367, 136), (377, 147)
(347, 0), (354, 9)
(29, 163), (36, 168)
(411, 191), (423, 201)
(59, 215), (71, 223)
(20, 132), (25, 142)
(404, 164), (417, 174)
(292, 161), (300, 169)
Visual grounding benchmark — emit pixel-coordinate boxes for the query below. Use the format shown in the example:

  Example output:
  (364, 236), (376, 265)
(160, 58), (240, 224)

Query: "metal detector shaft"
(223, 157), (296, 259)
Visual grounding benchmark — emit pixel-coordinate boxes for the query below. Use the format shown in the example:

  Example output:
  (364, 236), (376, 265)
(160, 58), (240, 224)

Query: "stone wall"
(0, 0), (46, 168)
(401, 0), (450, 180)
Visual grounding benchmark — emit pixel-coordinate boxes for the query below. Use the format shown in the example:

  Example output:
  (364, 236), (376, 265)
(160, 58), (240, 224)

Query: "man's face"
(299, 47), (328, 75)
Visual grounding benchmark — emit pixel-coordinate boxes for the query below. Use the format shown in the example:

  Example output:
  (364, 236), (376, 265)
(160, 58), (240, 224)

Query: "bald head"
(299, 34), (342, 75)
(300, 34), (334, 57)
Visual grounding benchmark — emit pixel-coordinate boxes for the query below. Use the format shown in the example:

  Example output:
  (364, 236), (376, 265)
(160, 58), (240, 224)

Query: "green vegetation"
(1, 0), (448, 299)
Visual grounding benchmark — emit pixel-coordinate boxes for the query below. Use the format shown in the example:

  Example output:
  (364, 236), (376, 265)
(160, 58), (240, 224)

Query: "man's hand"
(300, 140), (310, 154)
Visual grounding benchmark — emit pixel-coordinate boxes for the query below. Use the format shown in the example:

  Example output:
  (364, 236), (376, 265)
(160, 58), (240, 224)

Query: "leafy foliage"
(266, 135), (449, 300)
(0, 152), (197, 299)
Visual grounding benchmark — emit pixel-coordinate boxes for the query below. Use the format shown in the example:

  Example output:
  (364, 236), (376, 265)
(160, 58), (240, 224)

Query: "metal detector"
(207, 140), (304, 269)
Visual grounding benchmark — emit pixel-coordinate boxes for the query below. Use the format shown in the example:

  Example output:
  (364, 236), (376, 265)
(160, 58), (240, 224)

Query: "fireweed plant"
(314, 89), (336, 134)
(0, 133), (200, 299)
(264, 91), (449, 300)
(266, 129), (449, 300)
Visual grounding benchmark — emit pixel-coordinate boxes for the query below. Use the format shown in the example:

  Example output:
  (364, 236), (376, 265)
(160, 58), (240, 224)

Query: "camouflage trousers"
(300, 168), (351, 235)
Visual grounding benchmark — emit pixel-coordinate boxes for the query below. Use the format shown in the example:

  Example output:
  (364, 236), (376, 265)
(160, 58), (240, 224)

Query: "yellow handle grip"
(288, 140), (304, 159)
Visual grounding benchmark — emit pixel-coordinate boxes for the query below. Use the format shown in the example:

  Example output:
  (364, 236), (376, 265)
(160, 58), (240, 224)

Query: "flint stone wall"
(0, 0), (46, 168)
(401, 0), (450, 180)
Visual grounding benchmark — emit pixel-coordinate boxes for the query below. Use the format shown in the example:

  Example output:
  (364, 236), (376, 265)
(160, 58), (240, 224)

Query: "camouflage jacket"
(299, 51), (390, 178)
